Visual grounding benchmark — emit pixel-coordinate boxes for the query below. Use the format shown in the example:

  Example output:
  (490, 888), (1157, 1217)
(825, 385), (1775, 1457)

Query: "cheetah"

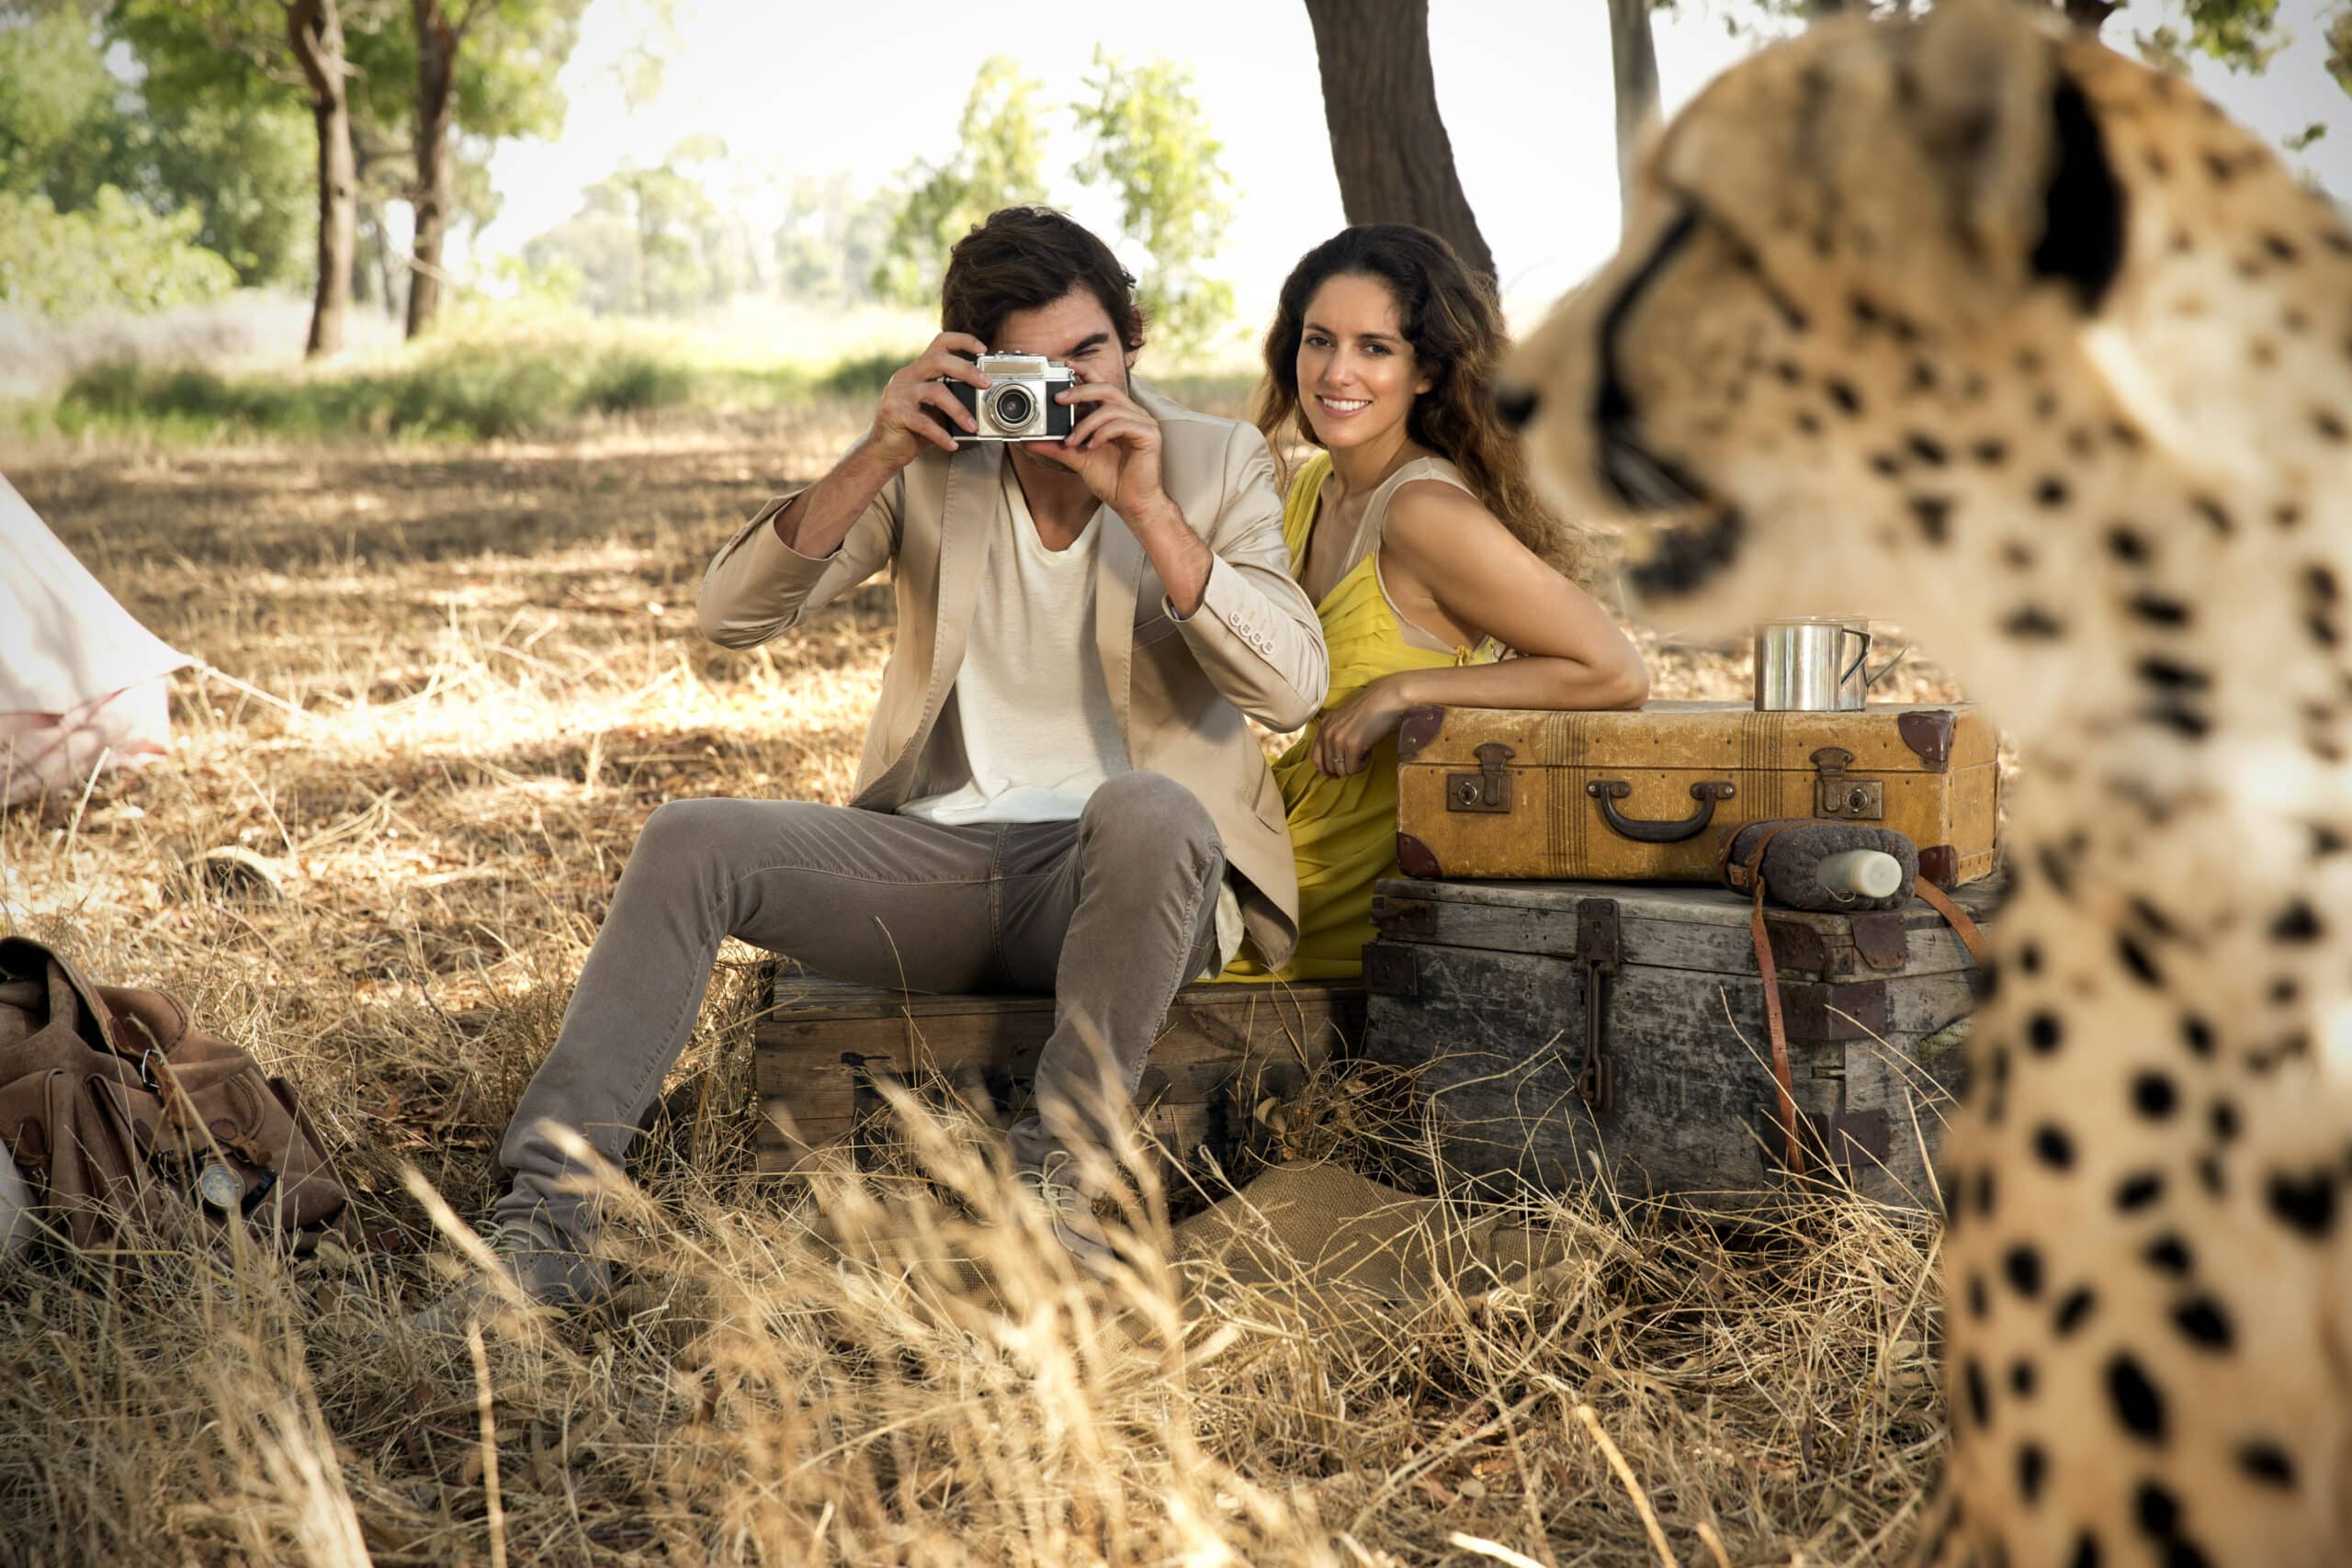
(1499, 3), (2352, 1563)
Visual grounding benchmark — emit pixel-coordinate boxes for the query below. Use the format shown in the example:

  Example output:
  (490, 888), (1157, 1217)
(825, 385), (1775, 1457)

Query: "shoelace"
(1020, 1151), (1085, 1223)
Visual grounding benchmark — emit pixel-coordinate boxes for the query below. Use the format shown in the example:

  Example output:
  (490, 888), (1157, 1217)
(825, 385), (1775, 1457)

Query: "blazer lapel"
(928, 443), (1000, 701)
(1094, 503), (1144, 746)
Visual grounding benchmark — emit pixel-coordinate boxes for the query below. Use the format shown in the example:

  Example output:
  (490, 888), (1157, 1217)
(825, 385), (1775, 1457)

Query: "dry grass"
(0, 421), (1962, 1567)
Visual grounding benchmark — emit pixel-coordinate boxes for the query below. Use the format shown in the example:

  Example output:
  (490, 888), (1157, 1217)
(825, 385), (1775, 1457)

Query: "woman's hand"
(1312, 673), (1422, 776)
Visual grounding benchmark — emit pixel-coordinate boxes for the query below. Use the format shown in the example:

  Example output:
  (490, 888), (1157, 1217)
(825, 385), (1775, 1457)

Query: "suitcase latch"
(1811, 747), (1884, 820)
(1573, 898), (1621, 1114)
(1445, 741), (1516, 814)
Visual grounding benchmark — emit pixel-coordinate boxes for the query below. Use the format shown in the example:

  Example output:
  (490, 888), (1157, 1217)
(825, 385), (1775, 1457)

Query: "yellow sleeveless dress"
(1221, 451), (1495, 983)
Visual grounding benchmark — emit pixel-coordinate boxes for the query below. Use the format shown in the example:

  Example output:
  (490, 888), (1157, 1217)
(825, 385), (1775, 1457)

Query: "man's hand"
(865, 332), (991, 470)
(1032, 379), (1168, 524)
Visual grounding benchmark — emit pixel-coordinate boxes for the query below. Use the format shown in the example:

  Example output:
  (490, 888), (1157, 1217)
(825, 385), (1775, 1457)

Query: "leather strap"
(1913, 878), (1989, 965)
(1736, 823), (1808, 1178)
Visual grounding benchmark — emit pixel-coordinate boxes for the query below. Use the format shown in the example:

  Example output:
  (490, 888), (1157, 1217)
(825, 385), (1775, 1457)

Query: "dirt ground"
(0, 427), (1962, 1567)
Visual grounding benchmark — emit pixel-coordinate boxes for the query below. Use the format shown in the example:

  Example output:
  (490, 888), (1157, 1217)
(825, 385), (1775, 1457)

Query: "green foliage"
(50, 339), (708, 439)
(2327, 3), (2352, 96)
(0, 7), (118, 196)
(870, 57), (1051, 306)
(0, 186), (237, 318)
(1071, 50), (1236, 358)
(525, 138), (736, 314)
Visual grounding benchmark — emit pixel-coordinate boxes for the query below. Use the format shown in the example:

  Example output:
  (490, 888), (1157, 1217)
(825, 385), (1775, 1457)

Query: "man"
(475, 207), (1327, 1298)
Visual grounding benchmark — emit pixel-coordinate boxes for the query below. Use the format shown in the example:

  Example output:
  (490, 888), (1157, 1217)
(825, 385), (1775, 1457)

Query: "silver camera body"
(943, 354), (1078, 442)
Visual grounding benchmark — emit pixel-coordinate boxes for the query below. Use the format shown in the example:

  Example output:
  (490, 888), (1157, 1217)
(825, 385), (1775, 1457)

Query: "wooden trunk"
(1357, 874), (1999, 1211)
(1394, 700), (2000, 886)
(752, 968), (1363, 1177)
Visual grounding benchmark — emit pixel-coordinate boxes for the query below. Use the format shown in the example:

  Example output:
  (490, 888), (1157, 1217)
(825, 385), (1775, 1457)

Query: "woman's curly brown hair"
(1253, 224), (1598, 586)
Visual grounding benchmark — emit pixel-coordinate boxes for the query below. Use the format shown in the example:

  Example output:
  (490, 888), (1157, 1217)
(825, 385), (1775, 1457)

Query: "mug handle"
(1838, 626), (1872, 694)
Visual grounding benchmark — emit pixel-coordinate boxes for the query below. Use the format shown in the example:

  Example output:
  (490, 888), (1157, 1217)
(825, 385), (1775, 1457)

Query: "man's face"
(994, 288), (1136, 475)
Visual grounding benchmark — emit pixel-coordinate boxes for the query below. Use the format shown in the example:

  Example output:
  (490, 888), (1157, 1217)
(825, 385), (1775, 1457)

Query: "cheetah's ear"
(1910, 0), (2124, 311)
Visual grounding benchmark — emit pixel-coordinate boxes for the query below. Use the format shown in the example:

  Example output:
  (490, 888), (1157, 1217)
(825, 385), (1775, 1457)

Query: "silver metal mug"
(1753, 618), (1904, 711)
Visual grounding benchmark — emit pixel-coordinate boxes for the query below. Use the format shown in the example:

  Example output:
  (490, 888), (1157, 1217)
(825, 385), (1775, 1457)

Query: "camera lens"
(989, 384), (1035, 430)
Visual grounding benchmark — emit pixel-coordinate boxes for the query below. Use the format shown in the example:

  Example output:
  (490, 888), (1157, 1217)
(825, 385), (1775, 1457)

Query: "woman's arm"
(1311, 480), (1647, 775)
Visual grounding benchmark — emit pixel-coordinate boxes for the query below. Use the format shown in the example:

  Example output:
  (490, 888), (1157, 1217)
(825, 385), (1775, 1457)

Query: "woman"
(1223, 225), (1648, 982)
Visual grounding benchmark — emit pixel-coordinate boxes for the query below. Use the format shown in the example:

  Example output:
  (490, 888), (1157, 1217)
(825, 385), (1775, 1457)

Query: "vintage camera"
(942, 353), (1077, 442)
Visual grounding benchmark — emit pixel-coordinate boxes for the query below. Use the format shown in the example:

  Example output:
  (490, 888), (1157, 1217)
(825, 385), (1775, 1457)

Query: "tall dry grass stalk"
(0, 429), (1964, 1565)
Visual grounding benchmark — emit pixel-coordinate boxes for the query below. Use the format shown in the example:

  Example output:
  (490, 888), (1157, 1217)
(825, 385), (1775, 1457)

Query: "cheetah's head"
(1502, 0), (2128, 638)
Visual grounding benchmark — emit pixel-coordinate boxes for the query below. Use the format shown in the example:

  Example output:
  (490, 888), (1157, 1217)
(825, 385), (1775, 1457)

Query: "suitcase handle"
(1587, 779), (1736, 842)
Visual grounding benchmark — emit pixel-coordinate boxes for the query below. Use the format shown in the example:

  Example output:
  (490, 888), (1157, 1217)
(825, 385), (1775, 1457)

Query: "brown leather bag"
(0, 937), (350, 1258)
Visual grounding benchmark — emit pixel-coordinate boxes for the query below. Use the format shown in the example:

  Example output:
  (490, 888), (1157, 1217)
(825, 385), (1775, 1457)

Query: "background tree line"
(3, 0), (2343, 369)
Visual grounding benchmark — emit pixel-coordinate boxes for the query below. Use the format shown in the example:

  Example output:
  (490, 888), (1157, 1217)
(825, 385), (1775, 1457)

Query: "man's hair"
(941, 208), (1147, 353)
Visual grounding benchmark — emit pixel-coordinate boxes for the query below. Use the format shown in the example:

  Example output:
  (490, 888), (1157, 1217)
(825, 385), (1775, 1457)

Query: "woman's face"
(1295, 272), (1434, 457)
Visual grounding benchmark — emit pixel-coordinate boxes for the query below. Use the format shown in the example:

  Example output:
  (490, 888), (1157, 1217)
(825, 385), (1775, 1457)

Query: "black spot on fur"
(2312, 823), (2346, 857)
(2018, 1442), (2048, 1504)
(2270, 899), (2323, 942)
(1964, 1356), (1992, 1427)
(2128, 896), (2177, 937)
(2196, 1153), (2226, 1198)
(2137, 1480), (2179, 1536)
(2210, 1100), (2240, 1141)
(2316, 410), (2348, 443)
(1869, 452), (1904, 479)
(2003, 605), (2065, 637)
(1906, 433), (1947, 466)
(1795, 410), (1822, 435)
(2266, 1168), (2338, 1236)
(2144, 705), (2212, 740)
(2171, 1296), (2233, 1350)
(2263, 231), (2301, 263)
(2117, 933), (2163, 987)
(2127, 592), (2191, 627)
(1909, 495), (1953, 545)
(2132, 1072), (2178, 1119)
(2136, 657), (2211, 693)
(1974, 1166), (1996, 1218)
(2067, 1533), (2102, 1568)
(2237, 1441), (2297, 1488)
(2009, 1359), (2038, 1397)
(2190, 496), (2234, 536)
(2116, 1171), (2164, 1211)
(2018, 942), (2042, 975)
(2037, 845), (2076, 900)
(2034, 1124), (2077, 1170)
(2182, 1015), (2215, 1059)
(2106, 525), (2151, 564)
(2034, 476), (2071, 508)
(2054, 1286), (2097, 1336)
(2000, 541), (2036, 570)
(2144, 1234), (2193, 1276)
(1968, 1271), (1991, 1319)
(2107, 1354), (2167, 1441)
(2027, 1011), (2064, 1054)
(1972, 438), (2009, 465)
(2274, 502), (2304, 528)
(1826, 378), (1861, 415)
(2004, 1244), (2045, 1297)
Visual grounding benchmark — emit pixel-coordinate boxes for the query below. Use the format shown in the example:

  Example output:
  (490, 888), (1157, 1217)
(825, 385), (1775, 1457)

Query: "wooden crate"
(1357, 874), (1999, 1211)
(752, 967), (1363, 1176)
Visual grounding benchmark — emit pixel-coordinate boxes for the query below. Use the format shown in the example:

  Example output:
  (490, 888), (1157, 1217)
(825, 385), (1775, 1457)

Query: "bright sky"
(475, 0), (2352, 332)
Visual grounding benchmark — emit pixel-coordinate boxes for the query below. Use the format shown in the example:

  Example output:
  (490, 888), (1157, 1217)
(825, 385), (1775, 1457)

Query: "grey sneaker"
(402, 1216), (612, 1335)
(1015, 1148), (1122, 1281)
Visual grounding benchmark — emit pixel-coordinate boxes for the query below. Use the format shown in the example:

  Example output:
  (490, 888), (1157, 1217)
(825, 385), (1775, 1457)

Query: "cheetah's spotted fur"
(1503, 4), (2352, 1563)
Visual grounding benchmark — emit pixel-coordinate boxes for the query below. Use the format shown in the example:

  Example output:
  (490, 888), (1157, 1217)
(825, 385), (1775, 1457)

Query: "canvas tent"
(1, 473), (188, 805)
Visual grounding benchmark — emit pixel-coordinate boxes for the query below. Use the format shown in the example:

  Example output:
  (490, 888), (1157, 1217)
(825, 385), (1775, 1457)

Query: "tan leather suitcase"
(1393, 701), (2000, 887)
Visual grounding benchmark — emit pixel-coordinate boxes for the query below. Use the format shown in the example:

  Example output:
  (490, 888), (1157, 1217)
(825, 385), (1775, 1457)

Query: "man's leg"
(997, 771), (1225, 1175)
(491, 796), (1004, 1279)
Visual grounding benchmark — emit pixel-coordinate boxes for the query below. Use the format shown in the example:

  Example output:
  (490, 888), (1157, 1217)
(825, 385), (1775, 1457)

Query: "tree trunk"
(1605, 0), (1661, 236)
(288, 0), (355, 358)
(1300, 0), (1496, 288)
(2062, 0), (2117, 32)
(406, 0), (457, 338)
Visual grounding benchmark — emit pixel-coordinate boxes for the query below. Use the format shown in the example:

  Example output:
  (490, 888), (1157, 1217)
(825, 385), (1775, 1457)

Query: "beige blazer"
(697, 379), (1329, 969)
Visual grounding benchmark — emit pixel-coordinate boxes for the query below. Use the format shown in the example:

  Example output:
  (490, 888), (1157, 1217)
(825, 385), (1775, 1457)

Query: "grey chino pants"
(492, 769), (1226, 1249)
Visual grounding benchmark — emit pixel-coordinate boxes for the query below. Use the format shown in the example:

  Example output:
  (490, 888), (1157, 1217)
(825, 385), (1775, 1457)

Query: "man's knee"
(1081, 771), (1217, 848)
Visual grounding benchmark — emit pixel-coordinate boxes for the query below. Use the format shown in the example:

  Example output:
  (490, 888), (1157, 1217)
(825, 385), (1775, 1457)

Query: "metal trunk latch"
(1446, 741), (1516, 814)
(1811, 746), (1884, 820)
(1573, 898), (1621, 1114)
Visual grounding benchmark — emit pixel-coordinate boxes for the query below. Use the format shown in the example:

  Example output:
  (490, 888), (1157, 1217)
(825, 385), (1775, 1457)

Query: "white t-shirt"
(899, 466), (1128, 826)
(899, 464), (1244, 972)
